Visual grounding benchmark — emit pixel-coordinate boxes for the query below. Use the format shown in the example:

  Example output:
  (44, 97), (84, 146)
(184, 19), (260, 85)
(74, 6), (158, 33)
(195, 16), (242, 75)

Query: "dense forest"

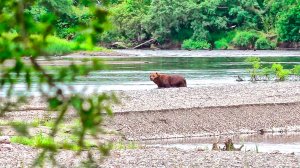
(2, 0), (300, 51)
(100, 0), (300, 49)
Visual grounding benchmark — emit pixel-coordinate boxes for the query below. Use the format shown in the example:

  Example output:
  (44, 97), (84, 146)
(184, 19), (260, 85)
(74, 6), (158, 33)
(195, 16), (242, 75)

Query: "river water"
(143, 133), (300, 155)
(2, 50), (300, 95)
(73, 50), (300, 91)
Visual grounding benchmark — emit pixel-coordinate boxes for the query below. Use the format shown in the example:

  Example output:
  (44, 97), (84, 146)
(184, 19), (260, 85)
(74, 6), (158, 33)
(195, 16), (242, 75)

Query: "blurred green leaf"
(48, 97), (63, 110)
(11, 122), (29, 136)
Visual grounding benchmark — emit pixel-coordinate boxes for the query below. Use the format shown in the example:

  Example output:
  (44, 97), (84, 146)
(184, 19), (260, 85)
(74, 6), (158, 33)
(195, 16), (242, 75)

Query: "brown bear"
(150, 72), (187, 88)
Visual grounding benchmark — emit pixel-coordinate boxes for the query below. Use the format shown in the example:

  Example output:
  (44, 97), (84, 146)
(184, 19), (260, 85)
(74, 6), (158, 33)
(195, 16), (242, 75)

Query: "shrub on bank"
(45, 36), (78, 55)
(212, 30), (236, 49)
(271, 63), (291, 81)
(255, 37), (276, 50)
(292, 65), (300, 76)
(245, 57), (261, 81)
(232, 31), (259, 49)
(214, 38), (229, 49)
(182, 39), (211, 50)
(1, 33), (103, 56)
(32, 35), (103, 56)
(244, 57), (297, 81)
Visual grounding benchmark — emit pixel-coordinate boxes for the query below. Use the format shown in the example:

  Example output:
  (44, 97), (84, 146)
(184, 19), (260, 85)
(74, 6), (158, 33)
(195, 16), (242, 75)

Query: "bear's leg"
(164, 84), (171, 88)
(179, 80), (187, 87)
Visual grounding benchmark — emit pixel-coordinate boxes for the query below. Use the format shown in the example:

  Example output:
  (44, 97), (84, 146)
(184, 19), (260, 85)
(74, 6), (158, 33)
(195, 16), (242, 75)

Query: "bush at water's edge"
(2, 32), (105, 56)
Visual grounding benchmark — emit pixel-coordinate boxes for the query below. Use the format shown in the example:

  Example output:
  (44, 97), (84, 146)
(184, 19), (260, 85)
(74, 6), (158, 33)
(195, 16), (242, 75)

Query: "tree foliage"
(276, 5), (300, 42)
(232, 31), (259, 49)
(0, 0), (117, 166)
(101, 0), (299, 48)
(255, 36), (275, 49)
(109, 0), (151, 42)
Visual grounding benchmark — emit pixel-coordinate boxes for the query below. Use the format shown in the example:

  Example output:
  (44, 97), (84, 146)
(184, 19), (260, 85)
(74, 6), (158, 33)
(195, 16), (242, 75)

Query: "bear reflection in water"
(149, 72), (187, 88)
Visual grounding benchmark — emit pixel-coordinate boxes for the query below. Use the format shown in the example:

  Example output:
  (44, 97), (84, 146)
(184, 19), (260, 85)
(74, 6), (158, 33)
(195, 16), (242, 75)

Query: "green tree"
(0, 0), (117, 166)
(276, 5), (300, 42)
(108, 0), (151, 43)
(101, 0), (299, 48)
(144, 0), (192, 42)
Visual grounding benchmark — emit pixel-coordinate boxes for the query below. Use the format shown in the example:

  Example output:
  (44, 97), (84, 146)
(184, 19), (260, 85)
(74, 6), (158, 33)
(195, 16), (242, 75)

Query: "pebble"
(0, 136), (10, 144)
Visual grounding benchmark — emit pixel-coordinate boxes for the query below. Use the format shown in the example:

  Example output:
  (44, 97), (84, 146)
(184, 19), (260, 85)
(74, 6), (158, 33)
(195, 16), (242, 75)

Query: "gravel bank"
(17, 81), (300, 113)
(113, 82), (300, 112)
(108, 102), (300, 140)
(4, 82), (300, 140)
(102, 148), (300, 168)
(1, 144), (299, 168)
(117, 49), (300, 57)
(0, 144), (98, 168)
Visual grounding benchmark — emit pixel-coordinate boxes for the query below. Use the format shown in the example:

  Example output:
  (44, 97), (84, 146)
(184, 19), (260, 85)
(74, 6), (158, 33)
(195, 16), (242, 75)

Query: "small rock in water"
(0, 144), (12, 151)
(212, 143), (220, 151)
(0, 136), (10, 144)
(235, 75), (244, 82)
(270, 150), (281, 154)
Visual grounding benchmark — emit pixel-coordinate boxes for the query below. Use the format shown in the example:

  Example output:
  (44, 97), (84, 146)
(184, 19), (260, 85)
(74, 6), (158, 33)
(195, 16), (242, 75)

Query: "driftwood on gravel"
(223, 139), (244, 151)
(133, 39), (155, 49)
(212, 139), (244, 151)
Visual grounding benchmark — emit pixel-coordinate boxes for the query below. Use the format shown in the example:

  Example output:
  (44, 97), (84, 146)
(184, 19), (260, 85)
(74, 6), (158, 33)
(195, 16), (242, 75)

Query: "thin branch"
(29, 57), (56, 87)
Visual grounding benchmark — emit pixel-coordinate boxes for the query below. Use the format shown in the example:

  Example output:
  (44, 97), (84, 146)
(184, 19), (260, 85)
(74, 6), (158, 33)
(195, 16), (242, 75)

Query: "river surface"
(72, 50), (300, 92)
(2, 50), (300, 95)
(143, 133), (300, 155)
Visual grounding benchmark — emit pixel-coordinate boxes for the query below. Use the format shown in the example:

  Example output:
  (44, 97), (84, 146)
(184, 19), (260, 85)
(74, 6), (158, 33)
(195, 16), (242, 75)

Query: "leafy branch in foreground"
(0, 0), (117, 166)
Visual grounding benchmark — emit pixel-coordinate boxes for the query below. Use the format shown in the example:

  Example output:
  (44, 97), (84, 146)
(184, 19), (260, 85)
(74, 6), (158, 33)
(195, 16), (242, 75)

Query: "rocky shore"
(1, 81), (300, 167)
(1, 144), (299, 168)
(112, 81), (300, 112)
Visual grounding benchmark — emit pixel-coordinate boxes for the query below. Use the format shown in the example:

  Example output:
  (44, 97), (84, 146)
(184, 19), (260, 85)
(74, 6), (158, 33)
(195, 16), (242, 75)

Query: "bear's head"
(150, 72), (160, 81)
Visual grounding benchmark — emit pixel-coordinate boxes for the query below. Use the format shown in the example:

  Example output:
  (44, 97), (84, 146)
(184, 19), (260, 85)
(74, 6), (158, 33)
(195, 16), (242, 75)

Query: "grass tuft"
(11, 134), (56, 151)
